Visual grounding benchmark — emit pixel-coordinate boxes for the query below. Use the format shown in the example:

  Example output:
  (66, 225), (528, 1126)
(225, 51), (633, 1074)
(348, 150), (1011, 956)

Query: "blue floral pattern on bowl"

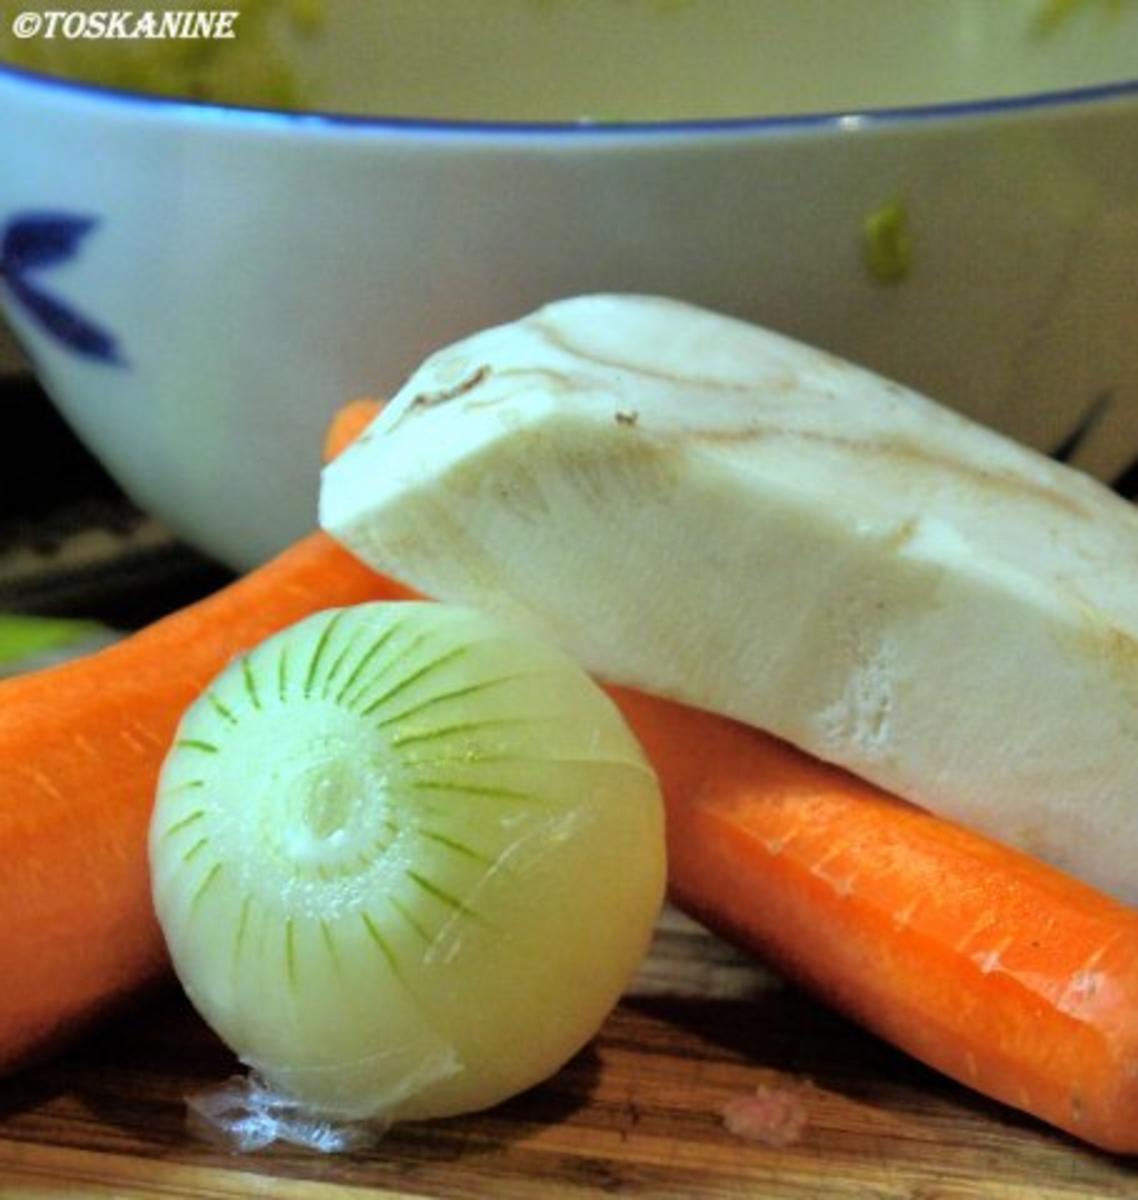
(0, 212), (126, 366)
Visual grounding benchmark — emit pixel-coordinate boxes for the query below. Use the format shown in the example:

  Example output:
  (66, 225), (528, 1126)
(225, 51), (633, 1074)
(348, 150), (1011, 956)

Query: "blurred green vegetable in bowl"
(0, 0), (324, 109)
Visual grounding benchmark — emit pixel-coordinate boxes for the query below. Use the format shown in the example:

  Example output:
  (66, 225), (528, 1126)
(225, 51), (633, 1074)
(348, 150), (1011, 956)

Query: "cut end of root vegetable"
(149, 601), (665, 1130)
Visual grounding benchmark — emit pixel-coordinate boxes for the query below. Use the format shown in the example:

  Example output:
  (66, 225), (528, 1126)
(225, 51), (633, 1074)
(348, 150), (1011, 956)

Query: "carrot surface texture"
(611, 686), (1138, 1155)
(0, 531), (413, 1073)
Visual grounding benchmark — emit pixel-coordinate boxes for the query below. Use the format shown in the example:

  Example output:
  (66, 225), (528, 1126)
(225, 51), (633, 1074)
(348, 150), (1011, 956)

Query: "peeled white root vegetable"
(321, 294), (1138, 906)
(149, 602), (665, 1126)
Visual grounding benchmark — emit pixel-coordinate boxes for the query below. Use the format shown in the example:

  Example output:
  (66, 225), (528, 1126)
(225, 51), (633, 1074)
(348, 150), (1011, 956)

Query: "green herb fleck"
(863, 198), (913, 284)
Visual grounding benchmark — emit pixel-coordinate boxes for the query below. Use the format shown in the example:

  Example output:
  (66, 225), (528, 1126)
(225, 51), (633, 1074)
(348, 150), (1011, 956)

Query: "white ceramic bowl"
(2, 0), (1136, 569)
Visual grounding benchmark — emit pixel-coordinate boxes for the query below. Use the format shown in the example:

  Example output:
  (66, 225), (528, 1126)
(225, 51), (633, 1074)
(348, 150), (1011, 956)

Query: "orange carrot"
(610, 685), (1138, 1155)
(0, 530), (413, 1074)
(322, 396), (385, 463)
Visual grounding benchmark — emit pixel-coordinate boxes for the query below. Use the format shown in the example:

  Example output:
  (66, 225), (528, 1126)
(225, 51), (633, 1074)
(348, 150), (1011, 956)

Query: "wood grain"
(1, 908), (1135, 1199)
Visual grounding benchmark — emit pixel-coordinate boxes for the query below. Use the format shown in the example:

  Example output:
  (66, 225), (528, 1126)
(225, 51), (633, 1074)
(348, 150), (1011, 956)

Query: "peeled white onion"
(149, 602), (665, 1126)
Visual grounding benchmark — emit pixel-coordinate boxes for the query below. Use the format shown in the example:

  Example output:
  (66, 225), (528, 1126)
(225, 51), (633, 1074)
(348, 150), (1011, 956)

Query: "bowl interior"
(311, 0), (1138, 123)
(3, 0), (1137, 123)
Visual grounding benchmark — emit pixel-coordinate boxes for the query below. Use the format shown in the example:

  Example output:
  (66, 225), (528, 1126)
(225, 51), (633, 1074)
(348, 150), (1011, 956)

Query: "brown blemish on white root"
(410, 365), (491, 410)
(385, 365), (494, 434)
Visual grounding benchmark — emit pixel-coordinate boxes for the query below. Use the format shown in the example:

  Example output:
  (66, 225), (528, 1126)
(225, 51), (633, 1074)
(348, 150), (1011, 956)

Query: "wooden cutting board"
(1, 906), (1135, 1199)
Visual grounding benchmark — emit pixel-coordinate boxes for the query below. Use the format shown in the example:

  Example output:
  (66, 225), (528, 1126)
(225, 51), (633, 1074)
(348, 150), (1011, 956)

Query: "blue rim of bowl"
(0, 58), (1136, 136)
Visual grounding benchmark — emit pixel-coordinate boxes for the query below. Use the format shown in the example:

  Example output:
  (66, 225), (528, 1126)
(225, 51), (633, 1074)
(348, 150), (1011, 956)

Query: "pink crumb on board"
(721, 1080), (811, 1147)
